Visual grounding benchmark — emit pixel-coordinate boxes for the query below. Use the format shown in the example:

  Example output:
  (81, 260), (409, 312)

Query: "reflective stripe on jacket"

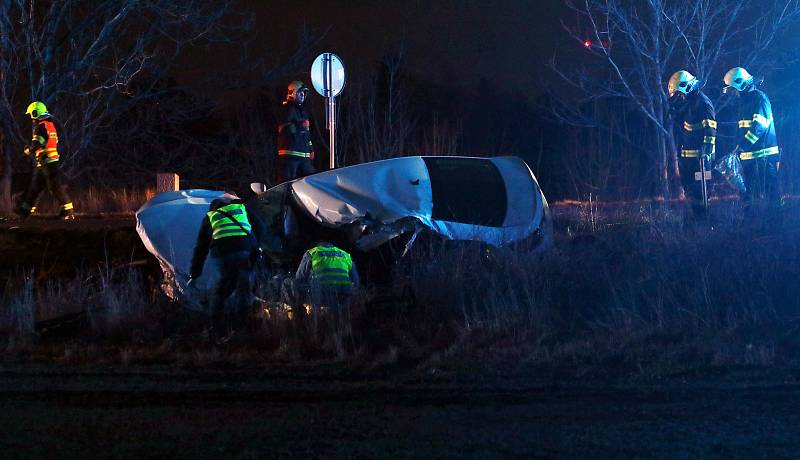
(207, 203), (252, 240)
(277, 149), (312, 158)
(739, 146), (780, 161)
(309, 245), (354, 286)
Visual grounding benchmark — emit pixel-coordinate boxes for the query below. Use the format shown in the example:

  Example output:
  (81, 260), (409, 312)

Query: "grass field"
(1, 199), (799, 457)
(2, 198), (798, 376)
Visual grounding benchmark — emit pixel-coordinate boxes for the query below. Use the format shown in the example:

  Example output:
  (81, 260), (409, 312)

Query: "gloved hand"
(700, 144), (714, 163)
(252, 246), (265, 265)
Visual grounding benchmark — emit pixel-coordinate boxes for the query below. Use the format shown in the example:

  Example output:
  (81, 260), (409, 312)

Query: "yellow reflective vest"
(207, 203), (252, 240)
(309, 245), (354, 286)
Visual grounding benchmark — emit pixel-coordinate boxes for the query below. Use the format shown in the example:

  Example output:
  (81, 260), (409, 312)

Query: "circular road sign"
(311, 53), (346, 97)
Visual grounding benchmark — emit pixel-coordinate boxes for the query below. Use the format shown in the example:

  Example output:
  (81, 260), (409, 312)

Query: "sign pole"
(329, 96), (336, 170)
(325, 53), (336, 170)
(700, 157), (709, 210)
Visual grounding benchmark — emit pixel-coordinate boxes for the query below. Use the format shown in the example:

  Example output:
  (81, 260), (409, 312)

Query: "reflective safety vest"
(32, 120), (59, 166)
(207, 203), (252, 240)
(309, 245), (354, 286)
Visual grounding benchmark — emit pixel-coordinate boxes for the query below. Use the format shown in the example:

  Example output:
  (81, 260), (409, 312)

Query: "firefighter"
(667, 70), (716, 216)
(14, 101), (75, 220)
(275, 80), (315, 184)
(294, 242), (359, 311)
(189, 197), (264, 334)
(722, 67), (781, 208)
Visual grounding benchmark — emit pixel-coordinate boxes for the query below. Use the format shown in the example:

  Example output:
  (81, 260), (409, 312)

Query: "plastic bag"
(714, 152), (746, 193)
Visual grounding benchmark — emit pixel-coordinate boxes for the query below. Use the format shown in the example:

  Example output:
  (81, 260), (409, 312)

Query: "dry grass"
(2, 201), (799, 379)
(389, 200), (800, 377)
(72, 186), (155, 214)
(3, 186), (154, 216)
(0, 266), (165, 347)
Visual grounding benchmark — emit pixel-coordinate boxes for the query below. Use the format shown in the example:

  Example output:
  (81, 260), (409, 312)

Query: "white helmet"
(667, 70), (699, 97)
(723, 67), (754, 93)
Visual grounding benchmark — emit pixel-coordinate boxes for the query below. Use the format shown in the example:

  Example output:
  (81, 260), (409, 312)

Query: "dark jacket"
(190, 200), (265, 279)
(276, 101), (313, 156)
(672, 91), (717, 157)
(735, 89), (778, 160)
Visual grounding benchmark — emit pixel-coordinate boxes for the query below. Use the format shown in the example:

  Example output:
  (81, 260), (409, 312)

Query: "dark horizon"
(176, 0), (571, 100)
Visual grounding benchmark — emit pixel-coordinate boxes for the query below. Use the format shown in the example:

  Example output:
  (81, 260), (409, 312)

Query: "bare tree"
(333, 47), (465, 168)
(0, 0), (235, 208)
(335, 48), (419, 165)
(551, 0), (800, 199)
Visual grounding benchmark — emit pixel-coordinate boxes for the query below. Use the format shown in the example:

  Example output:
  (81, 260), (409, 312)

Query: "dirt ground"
(0, 365), (798, 459)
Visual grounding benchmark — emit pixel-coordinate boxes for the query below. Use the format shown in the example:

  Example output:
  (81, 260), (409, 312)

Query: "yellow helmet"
(723, 67), (754, 93)
(286, 80), (308, 101)
(25, 101), (48, 119)
(667, 70), (698, 97)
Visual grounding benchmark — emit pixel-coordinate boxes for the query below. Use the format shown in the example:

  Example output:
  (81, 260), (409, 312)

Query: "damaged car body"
(136, 155), (552, 301)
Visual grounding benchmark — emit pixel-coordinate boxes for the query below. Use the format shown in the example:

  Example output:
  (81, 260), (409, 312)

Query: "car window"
(423, 157), (507, 227)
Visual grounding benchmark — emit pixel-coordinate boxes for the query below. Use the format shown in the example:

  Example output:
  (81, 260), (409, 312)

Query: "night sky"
(237, 0), (570, 98)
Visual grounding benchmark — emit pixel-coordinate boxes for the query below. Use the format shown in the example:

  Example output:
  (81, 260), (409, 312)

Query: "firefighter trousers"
(19, 162), (72, 213)
(679, 157), (707, 213)
(275, 155), (315, 185)
(741, 155), (781, 207)
(210, 250), (254, 333)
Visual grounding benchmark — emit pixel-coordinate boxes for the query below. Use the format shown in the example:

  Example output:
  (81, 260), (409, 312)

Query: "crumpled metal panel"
(289, 156), (550, 249)
(136, 189), (236, 305)
(292, 157), (433, 225)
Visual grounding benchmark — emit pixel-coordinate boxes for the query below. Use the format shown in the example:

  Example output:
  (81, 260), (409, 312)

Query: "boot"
(58, 203), (75, 221)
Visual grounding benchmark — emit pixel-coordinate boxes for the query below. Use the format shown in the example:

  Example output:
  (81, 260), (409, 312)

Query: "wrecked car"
(136, 155), (551, 303)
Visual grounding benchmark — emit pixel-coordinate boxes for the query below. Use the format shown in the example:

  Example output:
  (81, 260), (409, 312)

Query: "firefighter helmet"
(667, 71), (699, 97)
(286, 80), (309, 101)
(723, 67), (754, 93)
(209, 198), (230, 211)
(26, 101), (48, 119)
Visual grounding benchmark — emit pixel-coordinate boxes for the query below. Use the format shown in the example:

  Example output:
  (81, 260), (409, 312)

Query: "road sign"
(694, 171), (712, 181)
(311, 53), (346, 97)
(311, 53), (346, 170)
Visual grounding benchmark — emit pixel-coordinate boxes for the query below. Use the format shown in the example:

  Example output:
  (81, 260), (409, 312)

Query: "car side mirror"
(250, 182), (268, 194)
